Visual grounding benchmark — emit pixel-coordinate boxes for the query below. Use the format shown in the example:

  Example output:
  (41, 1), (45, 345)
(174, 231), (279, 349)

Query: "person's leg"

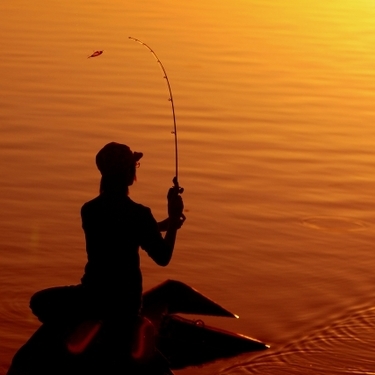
(99, 294), (141, 371)
(29, 285), (86, 323)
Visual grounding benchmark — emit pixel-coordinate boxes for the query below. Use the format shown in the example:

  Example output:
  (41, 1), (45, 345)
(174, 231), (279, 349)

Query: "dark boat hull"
(7, 280), (268, 374)
(157, 314), (268, 369)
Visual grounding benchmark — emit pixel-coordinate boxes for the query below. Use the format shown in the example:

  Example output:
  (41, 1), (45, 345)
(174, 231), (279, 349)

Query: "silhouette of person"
(29, 142), (185, 366)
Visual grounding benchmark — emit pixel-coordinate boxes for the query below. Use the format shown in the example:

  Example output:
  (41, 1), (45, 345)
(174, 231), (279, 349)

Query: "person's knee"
(29, 290), (42, 316)
(29, 288), (52, 322)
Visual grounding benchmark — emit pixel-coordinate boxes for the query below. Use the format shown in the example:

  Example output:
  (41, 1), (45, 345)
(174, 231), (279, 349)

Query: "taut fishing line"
(129, 37), (182, 192)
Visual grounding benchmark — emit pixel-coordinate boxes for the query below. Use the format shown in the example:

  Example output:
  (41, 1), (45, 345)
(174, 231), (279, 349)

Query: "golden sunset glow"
(1, 0), (375, 373)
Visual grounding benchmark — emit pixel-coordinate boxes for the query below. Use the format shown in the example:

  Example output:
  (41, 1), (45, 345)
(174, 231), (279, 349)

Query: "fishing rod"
(129, 37), (182, 192)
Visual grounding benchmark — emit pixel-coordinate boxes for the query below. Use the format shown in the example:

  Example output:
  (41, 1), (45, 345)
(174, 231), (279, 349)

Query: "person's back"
(81, 194), (144, 310)
(81, 192), (174, 315)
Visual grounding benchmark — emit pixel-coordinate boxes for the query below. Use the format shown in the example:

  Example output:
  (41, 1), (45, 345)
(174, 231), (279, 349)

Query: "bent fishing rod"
(129, 37), (183, 193)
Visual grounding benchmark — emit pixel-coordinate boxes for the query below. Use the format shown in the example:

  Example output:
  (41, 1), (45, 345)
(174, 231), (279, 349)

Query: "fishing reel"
(168, 176), (185, 226)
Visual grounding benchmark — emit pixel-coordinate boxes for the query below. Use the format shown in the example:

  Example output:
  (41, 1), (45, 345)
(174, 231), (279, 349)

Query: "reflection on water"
(1, 0), (375, 374)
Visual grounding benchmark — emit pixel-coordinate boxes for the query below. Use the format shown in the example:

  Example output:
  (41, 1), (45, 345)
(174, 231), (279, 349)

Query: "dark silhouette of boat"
(7, 280), (268, 374)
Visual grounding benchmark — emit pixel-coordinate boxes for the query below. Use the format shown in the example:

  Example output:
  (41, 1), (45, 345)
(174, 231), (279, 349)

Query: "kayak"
(7, 280), (269, 374)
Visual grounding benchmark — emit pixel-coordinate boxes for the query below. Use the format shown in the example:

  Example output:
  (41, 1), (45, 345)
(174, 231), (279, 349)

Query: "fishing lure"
(88, 50), (103, 58)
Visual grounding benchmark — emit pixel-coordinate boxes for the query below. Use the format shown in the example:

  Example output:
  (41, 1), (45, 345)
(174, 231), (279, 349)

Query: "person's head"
(96, 142), (143, 195)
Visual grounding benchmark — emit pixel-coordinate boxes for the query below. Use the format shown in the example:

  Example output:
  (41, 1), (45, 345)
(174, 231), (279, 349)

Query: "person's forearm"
(157, 219), (179, 266)
(157, 218), (169, 232)
(164, 220), (178, 249)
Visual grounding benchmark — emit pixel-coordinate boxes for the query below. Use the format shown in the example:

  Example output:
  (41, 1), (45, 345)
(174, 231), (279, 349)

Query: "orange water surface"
(1, 0), (375, 374)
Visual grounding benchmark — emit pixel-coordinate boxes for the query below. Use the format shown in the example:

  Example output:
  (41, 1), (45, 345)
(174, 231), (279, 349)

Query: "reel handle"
(172, 176), (184, 194)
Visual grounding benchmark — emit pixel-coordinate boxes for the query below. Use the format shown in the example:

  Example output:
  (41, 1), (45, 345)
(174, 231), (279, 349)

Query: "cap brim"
(134, 152), (143, 161)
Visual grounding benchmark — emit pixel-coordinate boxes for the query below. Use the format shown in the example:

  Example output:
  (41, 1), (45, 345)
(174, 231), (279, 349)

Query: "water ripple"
(301, 216), (368, 232)
(221, 307), (375, 375)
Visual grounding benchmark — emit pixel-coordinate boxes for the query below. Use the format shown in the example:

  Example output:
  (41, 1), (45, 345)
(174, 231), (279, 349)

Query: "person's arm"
(162, 186), (185, 252)
(157, 218), (169, 232)
(152, 218), (179, 266)
(157, 217), (184, 232)
(142, 186), (185, 266)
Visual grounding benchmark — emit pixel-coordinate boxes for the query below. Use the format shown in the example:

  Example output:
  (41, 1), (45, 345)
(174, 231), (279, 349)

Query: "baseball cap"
(96, 142), (143, 176)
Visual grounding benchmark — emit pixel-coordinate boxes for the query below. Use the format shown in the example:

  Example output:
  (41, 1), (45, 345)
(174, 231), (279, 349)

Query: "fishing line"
(129, 37), (181, 190)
